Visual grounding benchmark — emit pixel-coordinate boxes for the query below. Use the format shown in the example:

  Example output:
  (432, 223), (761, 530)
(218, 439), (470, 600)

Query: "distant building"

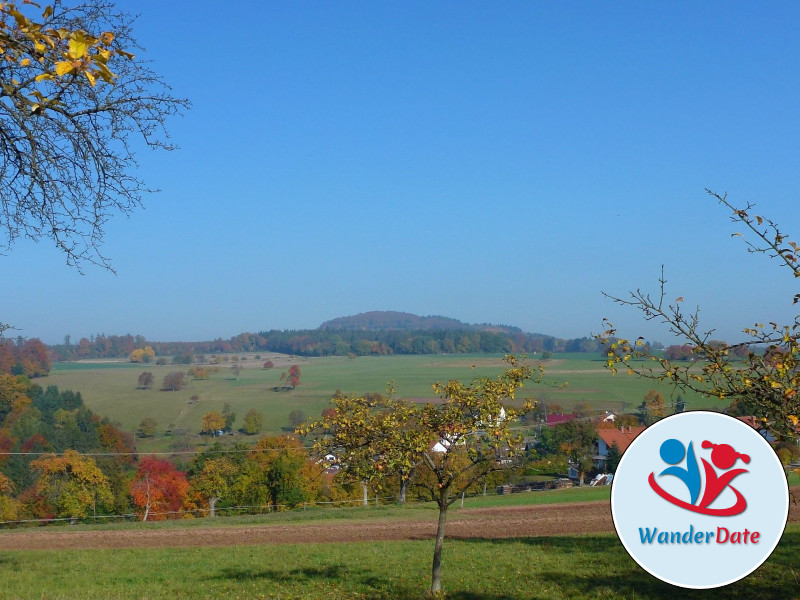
(546, 412), (578, 426)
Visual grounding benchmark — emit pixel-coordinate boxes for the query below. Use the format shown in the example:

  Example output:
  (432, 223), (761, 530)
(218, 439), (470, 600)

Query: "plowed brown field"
(1, 490), (797, 551)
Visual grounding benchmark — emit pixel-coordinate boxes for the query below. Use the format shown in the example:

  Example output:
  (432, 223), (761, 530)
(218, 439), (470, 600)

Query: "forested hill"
(318, 311), (523, 333)
(43, 315), (608, 362)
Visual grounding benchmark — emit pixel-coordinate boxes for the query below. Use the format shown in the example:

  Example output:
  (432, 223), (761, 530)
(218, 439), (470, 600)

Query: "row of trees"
(46, 330), (621, 363)
(0, 372), (393, 524)
(0, 436), (340, 525)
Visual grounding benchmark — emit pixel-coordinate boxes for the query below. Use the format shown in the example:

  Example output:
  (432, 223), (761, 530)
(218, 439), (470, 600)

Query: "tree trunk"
(399, 477), (408, 503)
(361, 481), (368, 506)
(209, 496), (218, 518)
(430, 499), (449, 595)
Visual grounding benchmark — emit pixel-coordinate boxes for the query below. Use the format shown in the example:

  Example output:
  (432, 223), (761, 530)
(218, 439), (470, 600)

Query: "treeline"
(0, 373), (356, 524)
(47, 331), (612, 361)
(0, 338), (51, 377)
(0, 373), (486, 525)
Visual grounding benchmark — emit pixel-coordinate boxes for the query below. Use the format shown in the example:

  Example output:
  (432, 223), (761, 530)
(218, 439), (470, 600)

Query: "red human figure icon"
(698, 441), (750, 511)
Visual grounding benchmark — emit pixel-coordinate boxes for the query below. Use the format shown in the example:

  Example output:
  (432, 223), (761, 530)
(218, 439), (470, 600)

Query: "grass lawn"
(1, 524), (797, 599)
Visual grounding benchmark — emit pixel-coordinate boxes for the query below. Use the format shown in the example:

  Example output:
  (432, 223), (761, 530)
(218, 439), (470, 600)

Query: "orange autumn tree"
(129, 457), (188, 521)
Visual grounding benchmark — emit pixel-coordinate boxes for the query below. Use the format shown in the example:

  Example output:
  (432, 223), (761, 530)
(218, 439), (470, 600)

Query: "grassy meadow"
(35, 353), (720, 453)
(0, 486), (797, 599)
(0, 508), (797, 600)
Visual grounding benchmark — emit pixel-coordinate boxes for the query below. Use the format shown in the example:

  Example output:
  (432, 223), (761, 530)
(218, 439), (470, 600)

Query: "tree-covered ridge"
(318, 311), (524, 333)
(44, 327), (609, 362)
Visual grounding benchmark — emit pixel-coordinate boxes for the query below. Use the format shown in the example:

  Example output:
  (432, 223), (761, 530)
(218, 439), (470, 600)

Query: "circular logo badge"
(611, 411), (789, 588)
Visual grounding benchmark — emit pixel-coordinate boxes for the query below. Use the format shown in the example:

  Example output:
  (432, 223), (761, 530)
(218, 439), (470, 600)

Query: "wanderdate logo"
(611, 412), (789, 589)
(648, 438), (749, 516)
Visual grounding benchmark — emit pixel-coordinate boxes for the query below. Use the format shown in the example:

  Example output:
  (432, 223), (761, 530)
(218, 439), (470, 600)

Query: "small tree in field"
(279, 364), (301, 389)
(242, 409), (264, 435)
(161, 371), (185, 391)
(288, 365), (301, 388)
(288, 409), (306, 429)
(138, 416), (157, 438)
(137, 371), (154, 390)
(201, 411), (226, 436)
(301, 356), (538, 596)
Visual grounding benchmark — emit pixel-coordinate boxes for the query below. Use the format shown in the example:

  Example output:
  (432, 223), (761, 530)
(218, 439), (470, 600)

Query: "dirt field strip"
(1, 494), (796, 551)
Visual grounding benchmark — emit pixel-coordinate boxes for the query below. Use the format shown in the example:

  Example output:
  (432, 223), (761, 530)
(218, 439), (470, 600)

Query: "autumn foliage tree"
(242, 408), (264, 435)
(601, 191), (800, 443)
(189, 457), (237, 517)
(640, 389), (666, 425)
(0, 0), (189, 270)
(137, 371), (154, 390)
(129, 346), (155, 363)
(201, 411), (225, 436)
(248, 435), (319, 510)
(0, 339), (51, 376)
(302, 356), (537, 595)
(0, 472), (18, 522)
(30, 450), (113, 521)
(129, 457), (188, 521)
(161, 371), (184, 391)
(138, 416), (157, 438)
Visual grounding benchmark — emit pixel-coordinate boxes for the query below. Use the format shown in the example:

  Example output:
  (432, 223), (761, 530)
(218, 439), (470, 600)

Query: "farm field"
(37, 353), (712, 452)
(0, 487), (798, 600)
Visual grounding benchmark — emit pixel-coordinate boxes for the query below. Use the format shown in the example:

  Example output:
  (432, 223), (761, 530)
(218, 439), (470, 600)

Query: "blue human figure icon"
(658, 438), (701, 505)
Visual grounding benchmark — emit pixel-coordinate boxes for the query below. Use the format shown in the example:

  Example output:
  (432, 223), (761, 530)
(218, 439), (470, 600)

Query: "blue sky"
(3, 1), (800, 345)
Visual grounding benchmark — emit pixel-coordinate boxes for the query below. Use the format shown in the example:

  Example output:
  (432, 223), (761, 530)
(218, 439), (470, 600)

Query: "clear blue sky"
(3, 1), (800, 345)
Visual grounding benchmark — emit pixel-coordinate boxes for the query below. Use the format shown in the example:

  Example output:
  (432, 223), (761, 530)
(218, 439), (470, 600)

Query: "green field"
(0, 487), (797, 599)
(0, 516), (797, 599)
(37, 353), (720, 453)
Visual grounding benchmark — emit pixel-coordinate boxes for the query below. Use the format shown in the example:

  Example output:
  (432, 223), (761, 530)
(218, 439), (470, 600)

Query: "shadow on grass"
(0, 555), (20, 569)
(209, 563), (351, 583)
(456, 531), (800, 600)
(207, 564), (424, 599)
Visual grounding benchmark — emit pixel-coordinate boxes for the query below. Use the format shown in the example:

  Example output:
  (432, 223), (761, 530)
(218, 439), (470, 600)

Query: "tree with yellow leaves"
(0, 471), (19, 522)
(301, 356), (538, 596)
(600, 191), (800, 443)
(201, 411), (226, 437)
(129, 346), (155, 363)
(30, 449), (113, 521)
(0, 1), (188, 270)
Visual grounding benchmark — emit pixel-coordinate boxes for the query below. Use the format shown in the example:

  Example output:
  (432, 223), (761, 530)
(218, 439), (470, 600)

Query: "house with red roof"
(595, 425), (646, 471)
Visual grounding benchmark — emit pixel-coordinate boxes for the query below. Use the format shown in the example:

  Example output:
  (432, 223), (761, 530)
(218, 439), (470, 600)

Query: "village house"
(594, 425), (646, 471)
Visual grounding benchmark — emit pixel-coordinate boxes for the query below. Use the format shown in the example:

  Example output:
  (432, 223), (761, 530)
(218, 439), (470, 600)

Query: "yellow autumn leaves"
(1, 2), (133, 112)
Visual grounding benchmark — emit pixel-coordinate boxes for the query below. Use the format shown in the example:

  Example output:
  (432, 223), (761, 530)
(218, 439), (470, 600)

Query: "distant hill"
(318, 311), (523, 333)
(45, 312), (611, 361)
